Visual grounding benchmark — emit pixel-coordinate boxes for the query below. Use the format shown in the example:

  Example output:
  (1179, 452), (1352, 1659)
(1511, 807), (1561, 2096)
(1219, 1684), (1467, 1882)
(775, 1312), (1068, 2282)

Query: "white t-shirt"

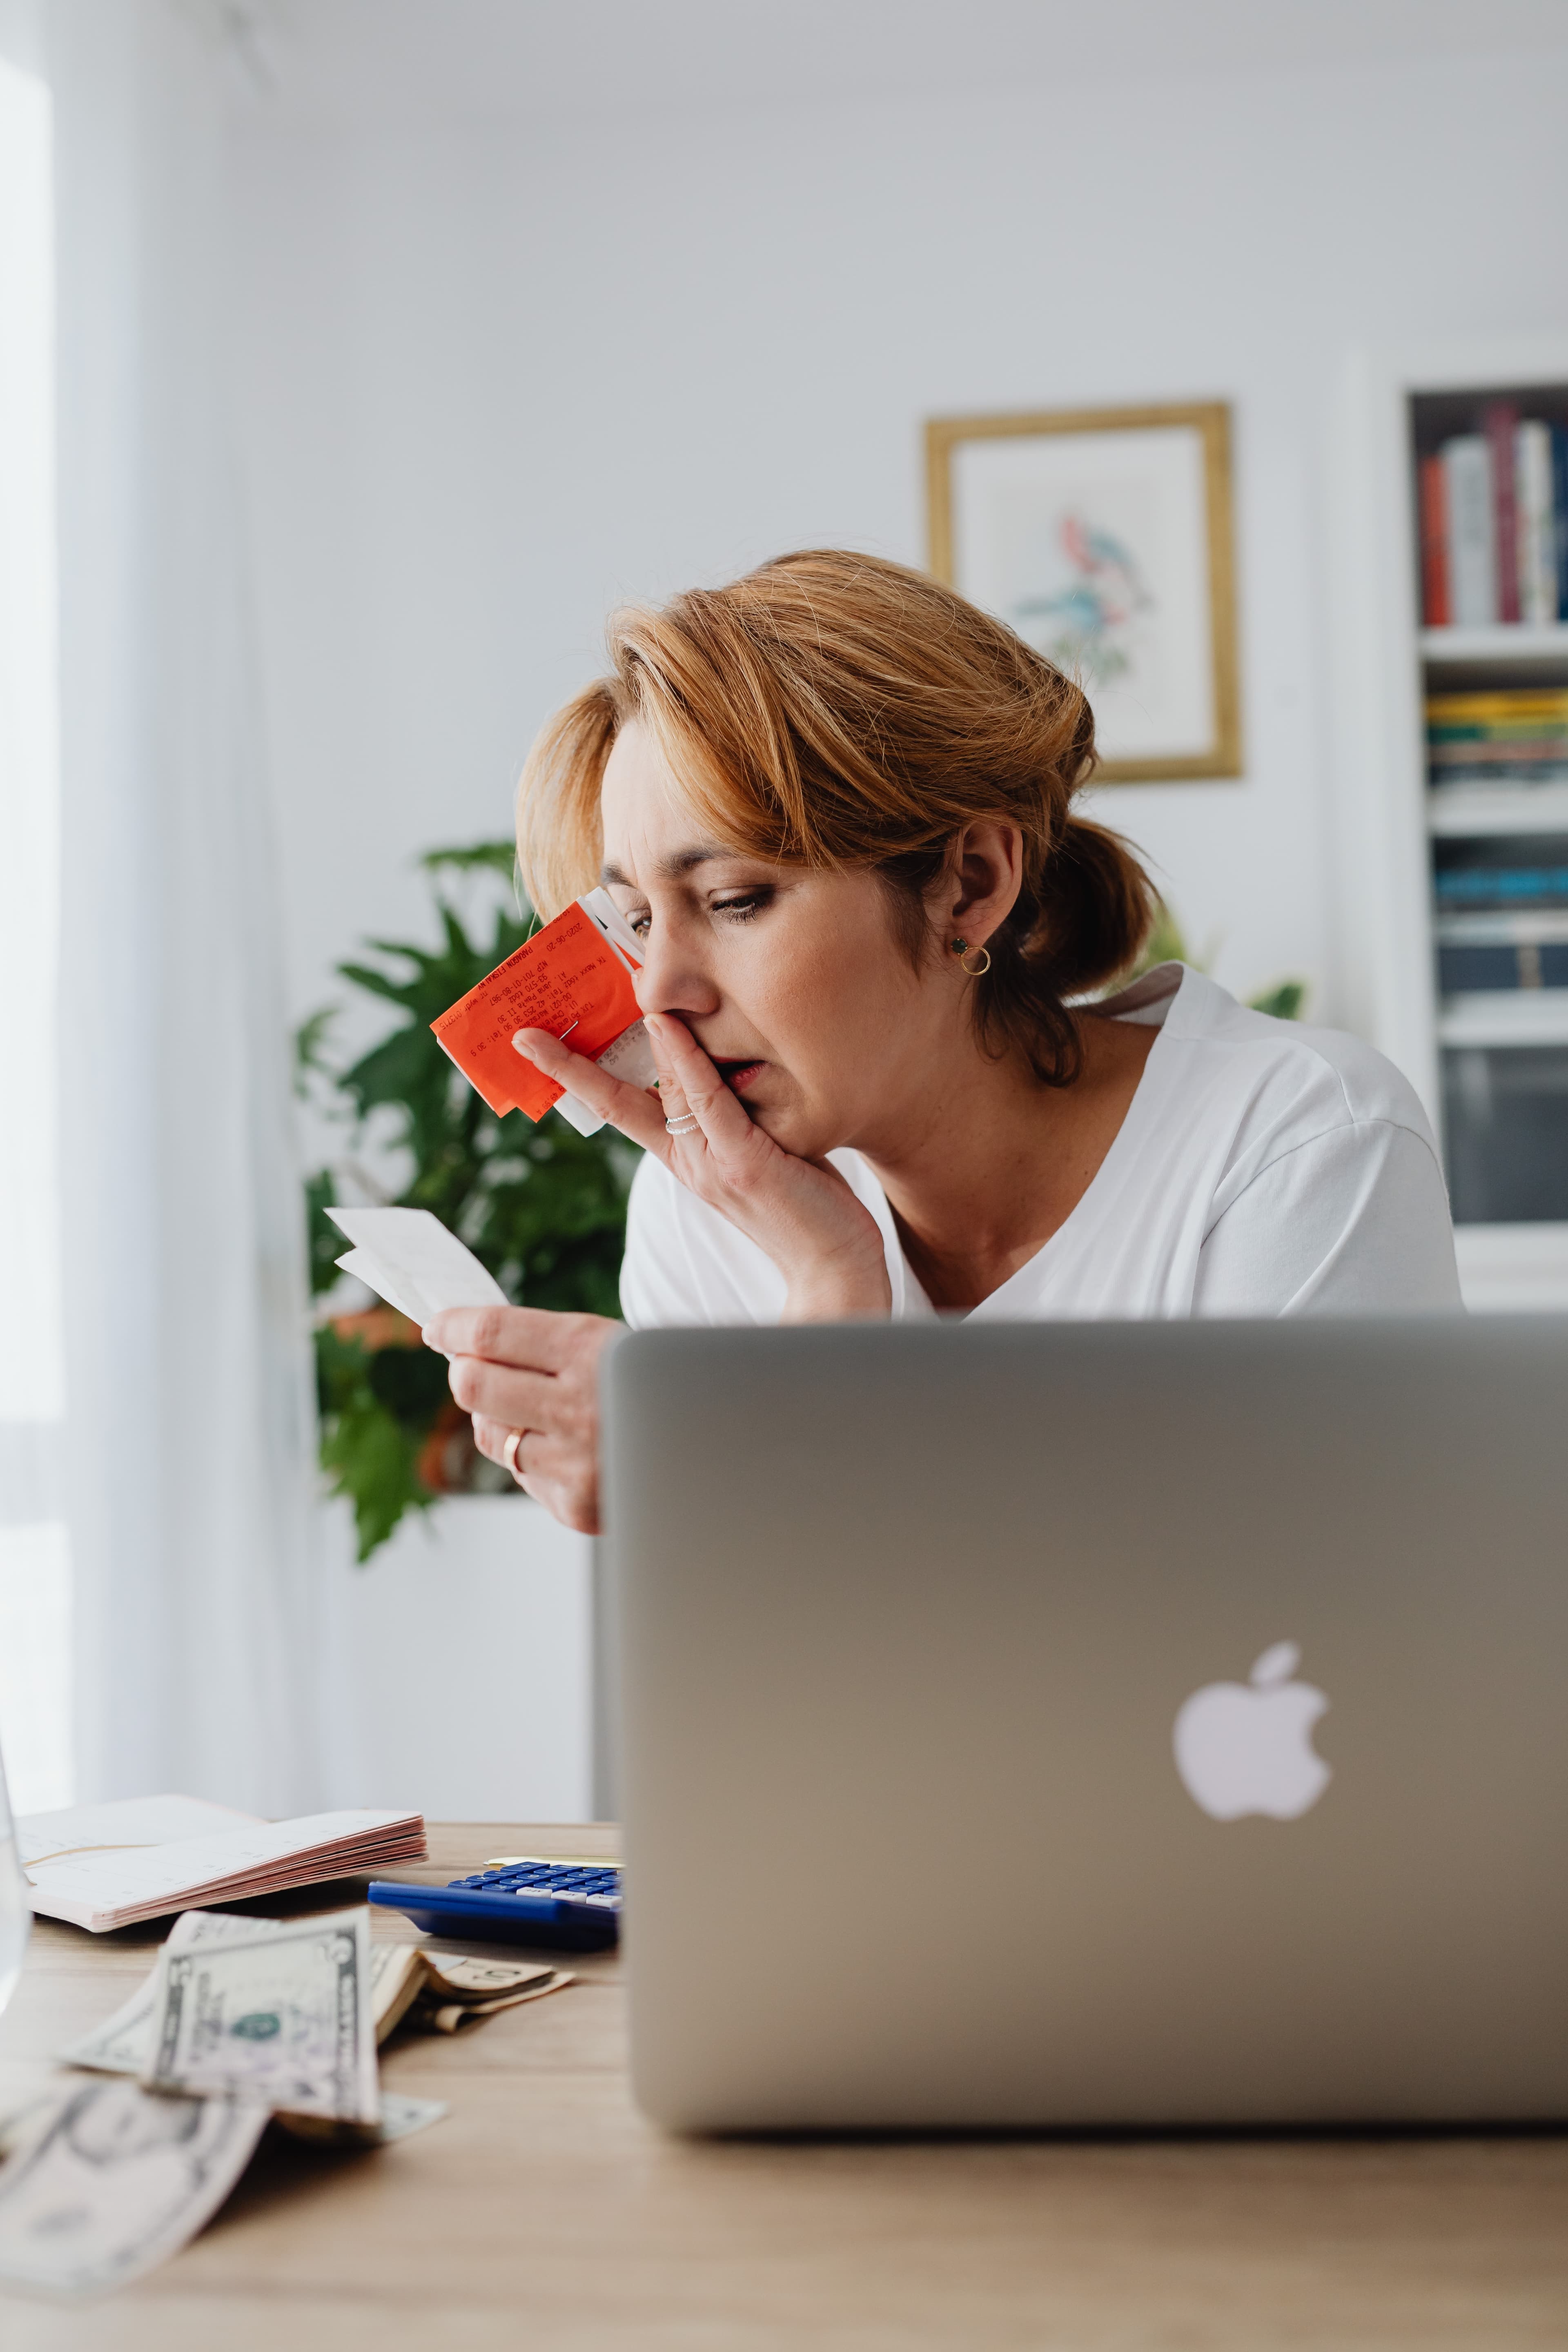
(618, 964), (1463, 1328)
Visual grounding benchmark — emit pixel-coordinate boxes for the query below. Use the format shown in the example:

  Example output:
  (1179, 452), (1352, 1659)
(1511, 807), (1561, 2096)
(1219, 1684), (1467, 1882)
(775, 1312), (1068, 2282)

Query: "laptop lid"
(606, 1318), (1568, 2131)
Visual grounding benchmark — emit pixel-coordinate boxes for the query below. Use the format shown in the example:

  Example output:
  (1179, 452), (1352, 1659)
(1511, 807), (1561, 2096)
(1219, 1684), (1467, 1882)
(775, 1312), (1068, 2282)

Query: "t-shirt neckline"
(878, 962), (1192, 1320)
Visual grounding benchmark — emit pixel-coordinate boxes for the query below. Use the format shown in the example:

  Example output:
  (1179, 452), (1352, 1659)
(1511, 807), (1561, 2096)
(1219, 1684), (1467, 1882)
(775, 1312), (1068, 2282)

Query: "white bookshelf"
(1421, 624), (1568, 664)
(1429, 784), (1568, 836)
(1333, 339), (1568, 1312)
(1438, 992), (1568, 1049)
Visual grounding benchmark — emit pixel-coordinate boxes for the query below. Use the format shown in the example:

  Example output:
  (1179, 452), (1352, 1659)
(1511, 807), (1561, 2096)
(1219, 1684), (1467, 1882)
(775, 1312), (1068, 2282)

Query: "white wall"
(225, 22), (1566, 1820)
(318, 1497), (593, 1822)
(232, 33), (1568, 1036)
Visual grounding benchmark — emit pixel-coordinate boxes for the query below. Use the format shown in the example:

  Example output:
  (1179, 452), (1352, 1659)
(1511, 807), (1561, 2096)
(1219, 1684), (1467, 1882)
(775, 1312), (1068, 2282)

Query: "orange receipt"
(431, 900), (644, 1123)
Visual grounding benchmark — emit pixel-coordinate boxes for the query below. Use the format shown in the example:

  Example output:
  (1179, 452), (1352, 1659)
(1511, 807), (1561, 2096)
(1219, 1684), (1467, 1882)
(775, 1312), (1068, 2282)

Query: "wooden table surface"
(2, 1822), (1568, 2348)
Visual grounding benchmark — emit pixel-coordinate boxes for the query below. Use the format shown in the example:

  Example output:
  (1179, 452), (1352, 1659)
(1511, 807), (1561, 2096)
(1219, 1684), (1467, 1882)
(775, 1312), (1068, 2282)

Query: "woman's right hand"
(515, 1013), (891, 1322)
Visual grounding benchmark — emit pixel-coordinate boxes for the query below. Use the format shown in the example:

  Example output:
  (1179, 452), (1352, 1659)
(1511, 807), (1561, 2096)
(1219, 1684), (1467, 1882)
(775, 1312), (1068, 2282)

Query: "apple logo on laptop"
(1172, 1641), (1331, 1821)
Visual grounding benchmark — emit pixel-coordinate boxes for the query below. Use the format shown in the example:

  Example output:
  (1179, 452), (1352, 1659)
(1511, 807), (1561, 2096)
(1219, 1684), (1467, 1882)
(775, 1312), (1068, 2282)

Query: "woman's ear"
(944, 822), (1024, 949)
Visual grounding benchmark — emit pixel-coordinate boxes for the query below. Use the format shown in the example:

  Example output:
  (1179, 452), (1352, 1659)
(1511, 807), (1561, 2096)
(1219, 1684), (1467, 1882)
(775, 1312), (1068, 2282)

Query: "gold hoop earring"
(954, 940), (991, 978)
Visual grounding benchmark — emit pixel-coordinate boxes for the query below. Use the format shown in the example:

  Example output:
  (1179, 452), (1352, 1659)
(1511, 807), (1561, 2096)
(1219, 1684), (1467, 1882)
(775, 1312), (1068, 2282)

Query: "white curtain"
(0, 0), (71, 1813)
(45, 0), (324, 1813)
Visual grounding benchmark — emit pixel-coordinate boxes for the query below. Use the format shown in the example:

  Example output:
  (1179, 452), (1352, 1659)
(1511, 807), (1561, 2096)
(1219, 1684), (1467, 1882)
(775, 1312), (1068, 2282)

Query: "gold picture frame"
(926, 400), (1242, 784)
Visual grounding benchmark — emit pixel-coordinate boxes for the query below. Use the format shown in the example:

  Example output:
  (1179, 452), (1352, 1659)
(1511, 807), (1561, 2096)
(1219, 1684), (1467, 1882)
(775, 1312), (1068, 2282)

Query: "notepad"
(17, 1795), (428, 1933)
(430, 886), (656, 1137)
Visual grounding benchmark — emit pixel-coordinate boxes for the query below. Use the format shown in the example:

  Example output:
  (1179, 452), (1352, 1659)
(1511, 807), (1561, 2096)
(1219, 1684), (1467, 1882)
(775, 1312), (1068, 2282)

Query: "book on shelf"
(1436, 906), (1568, 996)
(1483, 403), (1520, 625)
(1439, 435), (1497, 627)
(1438, 945), (1568, 995)
(1419, 412), (1568, 628)
(1434, 854), (1568, 910)
(1419, 453), (1449, 627)
(1426, 687), (1568, 790)
(1517, 420), (1558, 626)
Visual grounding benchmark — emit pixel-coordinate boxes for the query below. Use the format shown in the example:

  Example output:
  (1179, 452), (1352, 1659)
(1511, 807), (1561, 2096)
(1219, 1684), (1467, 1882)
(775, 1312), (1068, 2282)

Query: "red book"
(1419, 454), (1449, 626)
(1483, 402), (1521, 624)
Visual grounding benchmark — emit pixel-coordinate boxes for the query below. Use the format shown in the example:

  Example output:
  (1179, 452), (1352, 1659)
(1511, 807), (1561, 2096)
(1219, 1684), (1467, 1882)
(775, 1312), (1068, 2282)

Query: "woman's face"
(599, 722), (961, 1160)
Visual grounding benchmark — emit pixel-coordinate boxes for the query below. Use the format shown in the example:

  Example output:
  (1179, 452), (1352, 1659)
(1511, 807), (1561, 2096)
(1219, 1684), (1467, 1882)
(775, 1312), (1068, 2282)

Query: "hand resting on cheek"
(512, 1010), (892, 1325)
(428, 967), (893, 1536)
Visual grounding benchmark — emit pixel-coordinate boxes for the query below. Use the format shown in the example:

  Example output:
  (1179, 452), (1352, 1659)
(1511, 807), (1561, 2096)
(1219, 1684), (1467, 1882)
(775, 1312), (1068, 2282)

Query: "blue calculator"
(368, 1857), (621, 1949)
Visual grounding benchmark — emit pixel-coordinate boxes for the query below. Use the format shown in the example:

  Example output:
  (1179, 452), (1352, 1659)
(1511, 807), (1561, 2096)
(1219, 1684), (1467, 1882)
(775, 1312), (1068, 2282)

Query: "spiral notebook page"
(20, 1802), (427, 1932)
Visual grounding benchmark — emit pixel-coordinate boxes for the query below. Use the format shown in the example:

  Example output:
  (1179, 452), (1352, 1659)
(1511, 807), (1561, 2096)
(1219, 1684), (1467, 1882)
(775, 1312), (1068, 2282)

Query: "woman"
(426, 551), (1460, 1531)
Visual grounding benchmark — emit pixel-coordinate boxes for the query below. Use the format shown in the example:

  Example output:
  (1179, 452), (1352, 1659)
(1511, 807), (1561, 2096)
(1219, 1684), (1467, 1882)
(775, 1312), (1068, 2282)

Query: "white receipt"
(547, 1020), (659, 1137)
(326, 1206), (508, 1326)
(578, 885), (645, 970)
(547, 888), (653, 1136)
(331, 1247), (426, 1326)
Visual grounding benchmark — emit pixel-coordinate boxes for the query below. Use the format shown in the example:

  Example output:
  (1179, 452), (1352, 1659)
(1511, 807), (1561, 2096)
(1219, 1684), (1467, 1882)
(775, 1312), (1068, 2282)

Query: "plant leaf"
(305, 848), (633, 1558)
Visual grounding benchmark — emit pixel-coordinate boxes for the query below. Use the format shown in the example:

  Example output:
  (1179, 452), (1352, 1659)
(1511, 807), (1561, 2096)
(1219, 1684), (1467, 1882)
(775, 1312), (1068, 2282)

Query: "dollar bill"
(66, 1929), (571, 2083)
(367, 1942), (571, 2039)
(367, 1941), (435, 2042)
(56, 1976), (157, 2078)
(144, 1906), (379, 2125)
(0, 2095), (54, 2161)
(275, 2091), (449, 2147)
(370, 1943), (570, 2038)
(423, 1971), (572, 2033)
(419, 1951), (568, 2001)
(59, 1911), (282, 2078)
(0, 2079), (266, 2300)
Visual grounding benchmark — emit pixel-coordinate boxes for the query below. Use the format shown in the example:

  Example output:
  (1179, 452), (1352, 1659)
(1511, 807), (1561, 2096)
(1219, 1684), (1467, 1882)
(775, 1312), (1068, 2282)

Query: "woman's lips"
(715, 1059), (766, 1094)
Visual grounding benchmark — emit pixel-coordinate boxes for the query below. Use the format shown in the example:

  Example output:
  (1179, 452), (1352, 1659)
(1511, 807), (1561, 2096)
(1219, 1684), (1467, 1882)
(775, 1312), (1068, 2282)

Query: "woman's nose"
(634, 922), (721, 1021)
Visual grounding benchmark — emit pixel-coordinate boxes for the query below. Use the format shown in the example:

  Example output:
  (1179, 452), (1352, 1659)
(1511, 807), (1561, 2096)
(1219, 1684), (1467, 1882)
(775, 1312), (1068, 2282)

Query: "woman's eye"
(628, 909), (652, 938)
(711, 890), (772, 923)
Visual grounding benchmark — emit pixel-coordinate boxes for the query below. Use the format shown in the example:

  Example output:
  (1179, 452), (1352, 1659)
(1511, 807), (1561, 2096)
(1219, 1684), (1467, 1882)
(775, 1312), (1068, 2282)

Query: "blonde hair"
(517, 548), (1154, 1085)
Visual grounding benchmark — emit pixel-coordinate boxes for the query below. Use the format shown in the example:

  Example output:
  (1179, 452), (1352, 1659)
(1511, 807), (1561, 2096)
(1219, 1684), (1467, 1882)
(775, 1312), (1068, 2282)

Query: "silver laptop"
(604, 1318), (1568, 2131)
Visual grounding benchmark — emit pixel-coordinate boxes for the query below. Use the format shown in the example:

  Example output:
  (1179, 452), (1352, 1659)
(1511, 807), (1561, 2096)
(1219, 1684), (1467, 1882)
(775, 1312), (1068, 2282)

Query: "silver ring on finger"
(501, 1427), (529, 1486)
(665, 1114), (700, 1135)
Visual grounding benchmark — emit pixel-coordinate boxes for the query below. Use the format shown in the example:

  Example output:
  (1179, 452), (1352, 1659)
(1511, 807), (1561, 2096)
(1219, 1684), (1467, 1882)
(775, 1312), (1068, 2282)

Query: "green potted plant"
(299, 845), (636, 1561)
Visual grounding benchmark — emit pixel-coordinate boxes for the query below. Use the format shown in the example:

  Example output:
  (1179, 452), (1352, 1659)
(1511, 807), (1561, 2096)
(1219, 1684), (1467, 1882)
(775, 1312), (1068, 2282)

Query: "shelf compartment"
(1454, 1222), (1568, 1309)
(1436, 913), (1568, 943)
(1429, 784), (1568, 835)
(1438, 991), (1568, 1047)
(1443, 1037), (1568, 1223)
(1421, 625), (1568, 665)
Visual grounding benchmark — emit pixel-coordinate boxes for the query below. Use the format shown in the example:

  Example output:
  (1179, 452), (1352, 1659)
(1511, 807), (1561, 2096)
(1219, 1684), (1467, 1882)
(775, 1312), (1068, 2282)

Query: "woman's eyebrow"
(663, 846), (730, 877)
(598, 846), (730, 888)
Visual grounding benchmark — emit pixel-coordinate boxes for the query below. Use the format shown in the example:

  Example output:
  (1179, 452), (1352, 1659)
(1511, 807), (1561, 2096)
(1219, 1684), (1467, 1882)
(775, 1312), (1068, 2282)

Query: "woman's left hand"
(514, 1014), (891, 1321)
(423, 1304), (618, 1535)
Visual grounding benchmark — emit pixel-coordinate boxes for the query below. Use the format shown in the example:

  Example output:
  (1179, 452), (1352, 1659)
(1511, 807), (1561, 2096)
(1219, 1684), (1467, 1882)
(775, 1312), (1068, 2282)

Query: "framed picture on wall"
(926, 400), (1242, 784)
